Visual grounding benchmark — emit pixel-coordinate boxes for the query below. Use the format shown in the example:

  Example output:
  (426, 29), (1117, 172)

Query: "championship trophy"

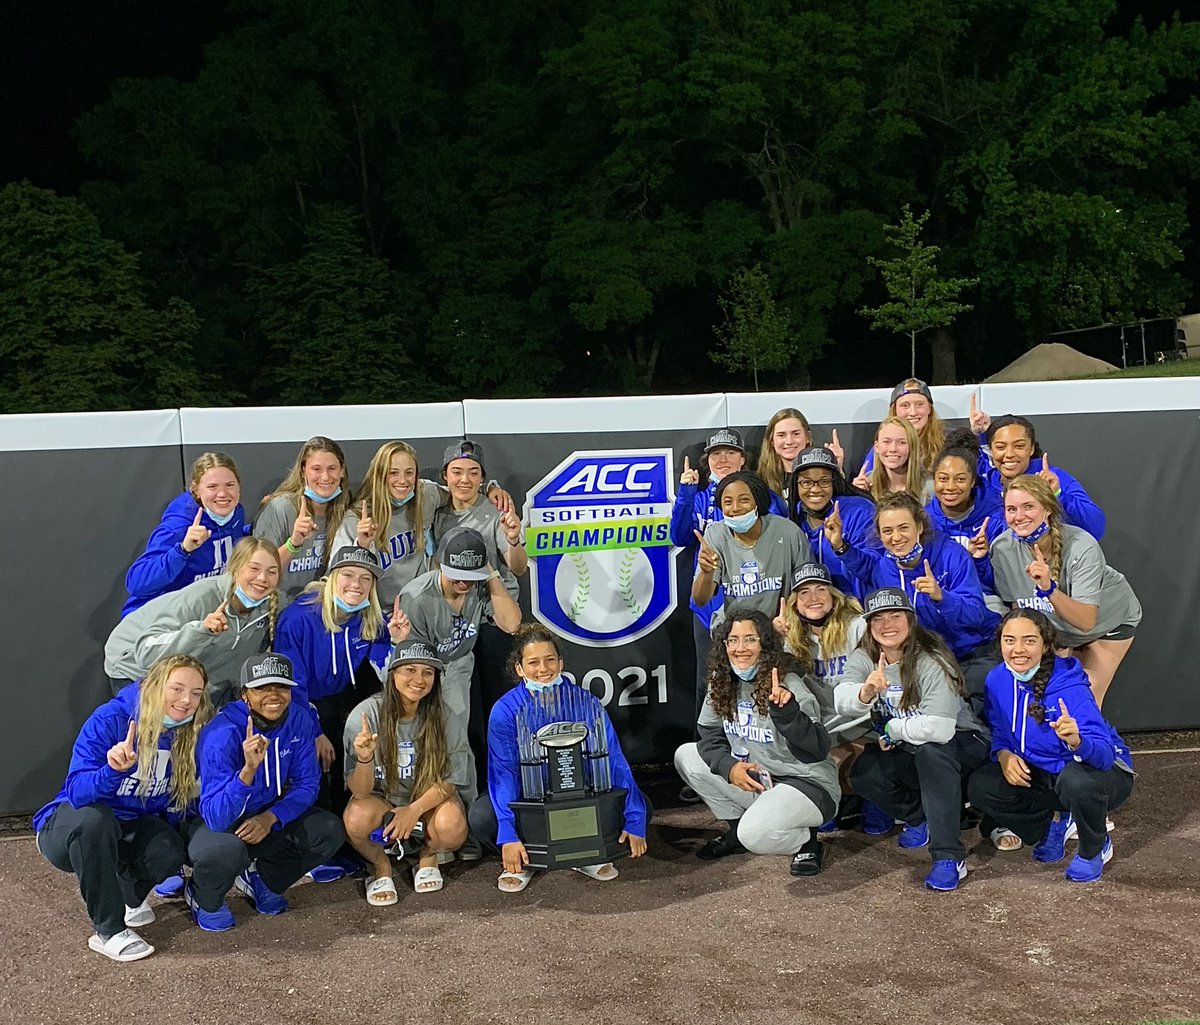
(509, 683), (629, 870)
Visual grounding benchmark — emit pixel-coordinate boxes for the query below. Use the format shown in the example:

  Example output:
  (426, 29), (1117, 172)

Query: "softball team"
(47, 395), (1144, 961)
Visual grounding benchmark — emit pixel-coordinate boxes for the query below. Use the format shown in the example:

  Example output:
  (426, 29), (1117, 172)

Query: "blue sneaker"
(1032, 814), (1073, 863)
(817, 817), (840, 834)
(184, 882), (235, 932)
(154, 873), (185, 899)
(235, 867), (289, 915)
(1065, 837), (1113, 883)
(897, 821), (929, 849)
(861, 801), (894, 836)
(924, 859), (967, 891)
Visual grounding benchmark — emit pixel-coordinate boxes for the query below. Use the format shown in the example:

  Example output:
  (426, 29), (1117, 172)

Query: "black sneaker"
(679, 786), (702, 804)
(695, 830), (748, 861)
(789, 834), (825, 877)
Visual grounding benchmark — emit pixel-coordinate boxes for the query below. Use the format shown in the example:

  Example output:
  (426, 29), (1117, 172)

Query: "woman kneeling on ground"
(469, 623), (650, 893)
(968, 609), (1133, 883)
(676, 607), (839, 877)
(836, 588), (990, 892)
(342, 639), (471, 905)
(35, 654), (213, 962)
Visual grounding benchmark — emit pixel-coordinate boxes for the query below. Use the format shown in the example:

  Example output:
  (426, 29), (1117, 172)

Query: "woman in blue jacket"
(968, 609), (1134, 883)
(786, 446), (876, 600)
(924, 430), (1005, 599)
(974, 413), (1106, 540)
(122, 453), (250, 617)
(825, 491), (1000, 713)
(34, 654), (214, 961)
(275, 546), (409, 813)
(186, 653), (343, 931)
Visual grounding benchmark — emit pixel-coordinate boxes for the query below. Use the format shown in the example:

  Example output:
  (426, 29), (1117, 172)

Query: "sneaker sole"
(1063, 818), (1115, 842)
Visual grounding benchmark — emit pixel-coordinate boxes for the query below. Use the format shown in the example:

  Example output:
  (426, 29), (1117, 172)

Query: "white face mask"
(524, 675), (564, 693)
(204, 506), (236, 527)
(724, 509), (759, 534)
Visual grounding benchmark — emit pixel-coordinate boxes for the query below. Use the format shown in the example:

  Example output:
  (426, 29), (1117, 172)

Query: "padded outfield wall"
(1, 380), (1196, 815)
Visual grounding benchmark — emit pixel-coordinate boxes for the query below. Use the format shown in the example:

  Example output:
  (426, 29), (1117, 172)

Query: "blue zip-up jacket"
(275, 596), (392, 710)
(34, 684), (185, 833)
(978, 454), (1105, 540)
(123, 493), (251, 617)
(983, 656), (1133, 774)
(669, 481), (786, 629)
(196, 698), (321, 832)
(839, 529), (1000, 660)
(486, 682), (649, 847)
(792, 495), (877, 601)
(925, 485), (1005, 594)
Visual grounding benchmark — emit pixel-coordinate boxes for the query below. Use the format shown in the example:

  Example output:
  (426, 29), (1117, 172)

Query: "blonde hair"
(757, 407), (813, 495)
(869, 416), (928, 502)
(783, 588), (864, 672)
(225, 537), (282, 643)
(1003, 474), (1065, 579)
(134, 654), (214, 811)
(353, 441), (431, 553)
(302, 566), (384, 640)
(889, 380), (946, 472)
(260, 437), (351, 574)
(188, 452), (241, 499)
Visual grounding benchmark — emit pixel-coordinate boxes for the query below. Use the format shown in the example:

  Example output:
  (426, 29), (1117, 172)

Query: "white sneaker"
(124, 899), (155, 928)
(1064, 817), (1115, 842)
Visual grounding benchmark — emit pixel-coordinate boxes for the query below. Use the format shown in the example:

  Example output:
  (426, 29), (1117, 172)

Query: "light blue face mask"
(234, 586), (269, 609)
(731, 663), (759, 681)
(303, 485), (342, 505)
(162, 714), (194, 728)
(1007, 662), (1039, 683)
(334, 595), (371, 614)
(524, 675), (564, 693)
(885, 540), (924, 565)
(390, 492), (415, 509)
(203, 506), (236, 527)
(1013, 520), (1050, 545)
(724, 509), (759, 534)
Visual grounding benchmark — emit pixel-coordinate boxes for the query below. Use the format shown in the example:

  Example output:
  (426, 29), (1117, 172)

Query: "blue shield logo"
(523, 450), (679, 648)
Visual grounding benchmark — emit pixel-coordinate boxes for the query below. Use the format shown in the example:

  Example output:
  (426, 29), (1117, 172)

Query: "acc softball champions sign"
(524, 450), (679, 648)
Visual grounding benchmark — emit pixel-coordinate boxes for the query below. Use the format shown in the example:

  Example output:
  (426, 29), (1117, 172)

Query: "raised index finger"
(216, 599), (228, 615)
(693, 529), (707, 548)
(125, 719), (137, 748)
(193, 507), (204, 527)
(1058, 698), (1070, 718)
(923, 559), (933, 578)
(978, 516), (989, 536)
(970, 392), (977, 414)
(877, 653), (886, 673)
(683, 455), (691, 472)
(361, 499), (368, 518)
(771, 667), (780, 691)
(301, 495), (311, 518)
(361, 712), (370, 733)
(245, 715), (254, 740)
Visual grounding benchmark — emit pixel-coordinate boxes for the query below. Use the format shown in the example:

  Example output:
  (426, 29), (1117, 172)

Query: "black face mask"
(802, 609), (833, 627)
(243, 693), (288, 731)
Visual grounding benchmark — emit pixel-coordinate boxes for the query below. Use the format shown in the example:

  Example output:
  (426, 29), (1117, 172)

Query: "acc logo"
(524, 450), (678, 648)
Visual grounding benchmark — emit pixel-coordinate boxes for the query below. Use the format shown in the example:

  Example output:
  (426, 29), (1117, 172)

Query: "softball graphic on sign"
(524, 450), (679, 648)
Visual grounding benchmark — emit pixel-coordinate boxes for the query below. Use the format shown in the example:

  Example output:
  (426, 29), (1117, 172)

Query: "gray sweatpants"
(443, 654), (478, 806)
(675, 743), (823, 855)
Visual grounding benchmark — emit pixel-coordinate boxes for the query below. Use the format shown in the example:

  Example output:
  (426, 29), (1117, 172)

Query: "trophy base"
(509, 788), (629, 871)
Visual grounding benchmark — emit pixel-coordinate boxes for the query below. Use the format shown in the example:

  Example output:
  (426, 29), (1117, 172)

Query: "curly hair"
(509, 622), (565, 678)
(985, 414), (1042, 456)
(873, 491), (932, 550)
(859, 610), (965, 711)
(934, 428), (981, 486)
(714, 471), (774, 518)
(997, 608), (1058, 725)
(706, 607), (803, 722)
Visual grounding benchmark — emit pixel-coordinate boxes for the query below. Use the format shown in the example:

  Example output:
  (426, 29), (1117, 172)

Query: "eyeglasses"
(724, 636), (760, 649)
(796, 477), (834, 491)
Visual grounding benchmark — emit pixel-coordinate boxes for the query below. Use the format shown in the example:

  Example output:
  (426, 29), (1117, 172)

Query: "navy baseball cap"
(328, 545), (382, 578)
(863, 587), (913, 618)
(387, 638), (445, 675)
(791, 563), (833, 590)
(442, 439), (485, 471)
(240, 652), (296, 689)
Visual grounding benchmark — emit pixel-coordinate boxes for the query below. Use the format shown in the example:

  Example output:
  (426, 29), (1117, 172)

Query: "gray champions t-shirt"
(432, 496), (519, 600)
(335, 481), (443, 606)
(343, 692), (472, 806)
(838, 649), (985, 739)
(698, 672), (840, 808)
(990, 525), (1142, 648)
(800, 616), (868, 730)
(702, 514), (813, 632)
(253, 494), (329, 607)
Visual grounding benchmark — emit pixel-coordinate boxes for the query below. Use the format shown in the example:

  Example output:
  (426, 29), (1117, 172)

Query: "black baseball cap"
(791, 563), (832, 590)
(240, 652), (297, 689)
(863, 587), (914, 619)
(328, 545), (382, 578)
(442, 439), (485, 471)
(704, 428), (745, 454)
(889, 379), (933, 406)
(792, 447), (839, 474)
(387, 638), (445, 675)
(436, 527), (491, 581)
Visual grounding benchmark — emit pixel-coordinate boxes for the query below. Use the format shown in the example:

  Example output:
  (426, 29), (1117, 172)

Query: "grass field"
(1086, 359), (1200, 379)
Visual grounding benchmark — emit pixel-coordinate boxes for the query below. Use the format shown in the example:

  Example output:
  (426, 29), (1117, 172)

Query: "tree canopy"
(3, 0), (1195, 410)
